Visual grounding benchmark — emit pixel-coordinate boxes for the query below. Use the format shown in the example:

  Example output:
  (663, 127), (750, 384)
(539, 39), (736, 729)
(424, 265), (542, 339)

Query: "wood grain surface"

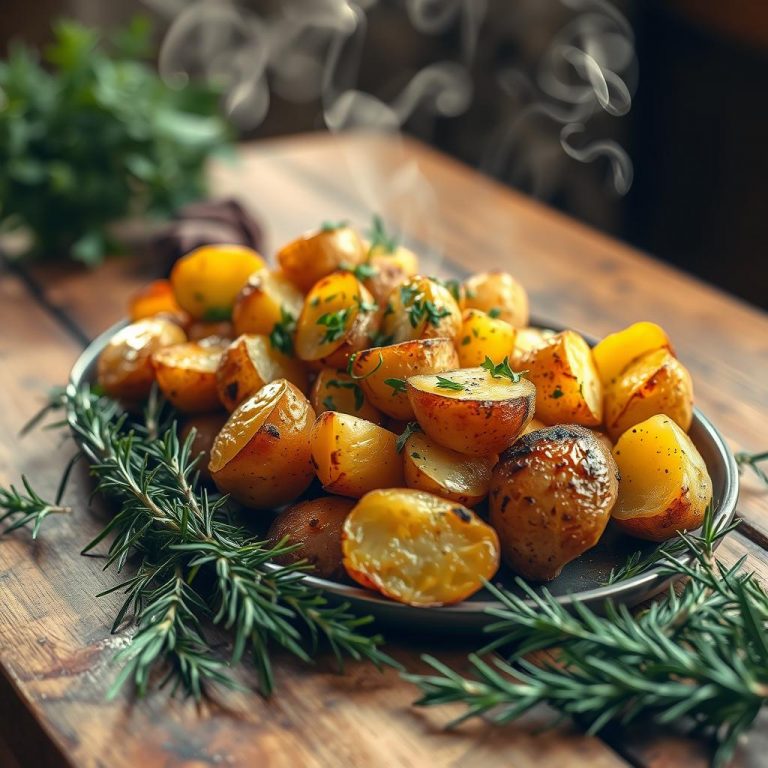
(1, 132), (767, 768)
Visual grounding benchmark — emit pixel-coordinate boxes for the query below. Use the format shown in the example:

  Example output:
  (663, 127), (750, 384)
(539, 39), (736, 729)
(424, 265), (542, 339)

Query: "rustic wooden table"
(1, 133), (767, 768)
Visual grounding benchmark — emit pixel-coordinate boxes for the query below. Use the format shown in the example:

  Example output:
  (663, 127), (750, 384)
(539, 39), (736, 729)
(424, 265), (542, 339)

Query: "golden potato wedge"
(209, 379), (315, 509)
(277, 224), (366, 293)
(360, 244), (419, 306)
(267, 496), (355, 579)
(97, 318), (187, 402)
(402, 429), (495, 506)
(380, 276), (462, 345)
(350, 338), (460, 420)
(232, 268), (305, 339)
(152, 339), (227, 413)
(309, 411), (403, 498)
(612, 415), (712, 541)
(509, 326), (556, 368)
(490, 425), (619, 581)
(294, 271), (377, 369)
(593, 321), (674, 387)
(179, 411), (228, 483)
(170, 244), (266, 320)
(524, 330), (603, 427)
(457, 308), (517, 368)
(604, 348), (693, 441)
(310, 369), (383, 425)
(407, 366), (536, 456)
(129, 279), (189, 325)
(463, 271), (529, 327)
(342, 488), (500, 606)
(216, 334), (309, 411)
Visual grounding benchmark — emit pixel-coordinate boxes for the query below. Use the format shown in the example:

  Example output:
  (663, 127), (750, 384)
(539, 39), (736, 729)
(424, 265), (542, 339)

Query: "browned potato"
(464, 271), (529, 327)
(294, 271), (377, 369)
(350, 338), (459, 420)
(267, 496), (355, 579)
(97, 318), (187, 401)
(604, 348), (693, 441)
(490, 426), (619, 581)
(407, 366), (536, 456)
(310, 369), (383, 424)
(457, 308), (517, 368)
(310, 411), (404, 498)
(216, 334), (309, 411)
(232, 268), (305, 338)
(611, 415), (712, 541)
(379, 276), (462, 344)
(523, 330), (603, 427)
(209, 379), (315, 508)
(180, 411), (228, 483)
(402, 429), (495, 506)
(360, 244), (419, 306)
(509, 326), (556, 368)
(277, 224), (366, 292)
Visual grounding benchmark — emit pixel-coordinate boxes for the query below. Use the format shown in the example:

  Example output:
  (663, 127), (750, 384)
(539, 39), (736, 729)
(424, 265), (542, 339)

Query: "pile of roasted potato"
(97, 222), (713, 607)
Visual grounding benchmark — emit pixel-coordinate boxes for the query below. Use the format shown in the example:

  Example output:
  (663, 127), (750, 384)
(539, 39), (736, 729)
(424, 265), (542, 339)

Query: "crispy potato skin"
(457, 309), (517, 368)
(267, 496), (355, 579)
(361, 245), (419, 306)
(97, 318), (187, 402)
(216, 334), (308, 411)
(523, 330), (603, 427)
(170, 244), (265, 320)
(342, 488), (500, 606)
(490, 426), (619, 581)
(612, 415), (712, 541)
(232, 269), (305, 337)
(402, 431), (494, 506)
(310, 411), (403, 498)
(152, 340), (226, 413)
(463, 271), (529, 327)
(209, 380), (315, 509)
(351, 338), (459, 420)
(180, 412), (228, 483)
(310, 369), (383, 424)
(593, 322), (673, 388)
(277, 226), (366, 292)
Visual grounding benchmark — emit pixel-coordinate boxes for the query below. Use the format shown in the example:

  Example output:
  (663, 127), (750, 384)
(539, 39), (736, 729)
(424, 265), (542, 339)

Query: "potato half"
(524, 330), (603, 427)
(267, 496), (355, 579)
(593, 321), (673, 387)
(463, 271), (529, 327)
(604, 348), (693, 441)
(342, 488), (500, 606)
(232, 268), (305, 338)
(407, 367), (536, 456)
(209, 379), (315, 509)
(295, 271), (377, 368)
(310, 411), (403, 498)
(490, 426), (619, 581)
(457, 309), (517, 368)
(310, 369), (383, 425)
(216, 334), (308, 411)
(350, 337), (459, 420)
(97, 318), (187, 402)
(402, 430), (495, 506)
(611, 415), (712, 541)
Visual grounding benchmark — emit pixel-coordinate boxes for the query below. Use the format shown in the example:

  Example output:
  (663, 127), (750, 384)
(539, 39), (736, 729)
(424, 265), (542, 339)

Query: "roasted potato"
(180, 411), (229, 483)
(294, 271), (377, 368)
(490, 426), (619, 581)
(128, 279), (188, 325)
(152, 339), (227, 413)
(457, 308), (517, 368)
(232, 268), (305, 338)
(402, 429), (495, 506)
(267, 496), (355, 579)
(350, 337), (459, 420)
(277, 224), (366, 292)
(593, 321), (673, 387)
(209, 379), (315, 509)
(612, 415), (712, 541)
(360, 244), (420, 306)
(310, 369), (383, 425)
(380, 276), (462, 345)
(407, 366), (536, 455)
(463, 271), (529, 327)
(216, 334), (309, 411)
(97, 318), (187, 401)
(310, 411), (403, 498)
(170, 244), (266, 320)
(523, 330), (603, 427)
(604, 348), (693, 441)
(509, 326), (556, 368)
(342, 488), (500, 606)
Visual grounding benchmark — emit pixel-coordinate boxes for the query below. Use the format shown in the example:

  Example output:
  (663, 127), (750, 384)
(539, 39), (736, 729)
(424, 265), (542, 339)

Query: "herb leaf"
(435, 376), (464, 391)
(481, 357), (528, 383)
(269, 307), (297, 355)
(384, 378), (407, 395)
(317, 308), (351, 344)
(367, 214), (398, 253)
(321, 220), (348, 232)
(396, 422), (422, 453)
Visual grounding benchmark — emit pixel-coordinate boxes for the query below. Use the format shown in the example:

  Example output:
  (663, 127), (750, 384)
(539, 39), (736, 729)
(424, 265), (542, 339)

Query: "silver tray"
(69, 319), (739, 634)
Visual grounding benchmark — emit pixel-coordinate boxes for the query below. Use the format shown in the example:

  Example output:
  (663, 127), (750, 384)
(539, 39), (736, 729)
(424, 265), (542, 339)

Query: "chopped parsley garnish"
(202, 306), (232, 322)
(384, 377), (407, 395)
(461, 335), (471, 346)
(320, 220), (348, 232)
(407, 297), (452, 329)
(322, 395), (336, 411)
(370, 331), (394, 347)
(400, 283), (420, 305)
(396, 421), (421, 453)
(354, 295), (378, 313)
(269, 307), (297, 355)
(488, 307), (502, 319)
(353, 263), (378, 280)
(327, 378), (365, 411)
(481, 356), (528, 383)
(430, 276), (463, 303)
(367, 214), (399, 253)
(317, 308), (350, 343)
(435, 376), (464, 391)
(551, 385), (564, 399)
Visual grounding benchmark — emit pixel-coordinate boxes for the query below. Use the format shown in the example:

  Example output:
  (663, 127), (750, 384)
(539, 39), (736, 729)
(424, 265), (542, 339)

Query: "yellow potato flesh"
(457, 309), (517, 368)
(593, 321), (673, 386)
(342, 488), (500, 606)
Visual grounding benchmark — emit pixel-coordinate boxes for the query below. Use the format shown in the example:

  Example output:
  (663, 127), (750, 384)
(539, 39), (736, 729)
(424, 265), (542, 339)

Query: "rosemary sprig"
(736, 450), (768, 487)
(0, 478), (71, 539)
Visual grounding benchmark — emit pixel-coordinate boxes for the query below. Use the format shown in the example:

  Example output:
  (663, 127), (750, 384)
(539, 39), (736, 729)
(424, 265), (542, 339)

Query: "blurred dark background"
(2, 0), (766, 309)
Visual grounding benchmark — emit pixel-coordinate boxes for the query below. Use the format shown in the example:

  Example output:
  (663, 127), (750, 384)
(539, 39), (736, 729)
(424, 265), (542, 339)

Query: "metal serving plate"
(70, 319), (739, 634)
